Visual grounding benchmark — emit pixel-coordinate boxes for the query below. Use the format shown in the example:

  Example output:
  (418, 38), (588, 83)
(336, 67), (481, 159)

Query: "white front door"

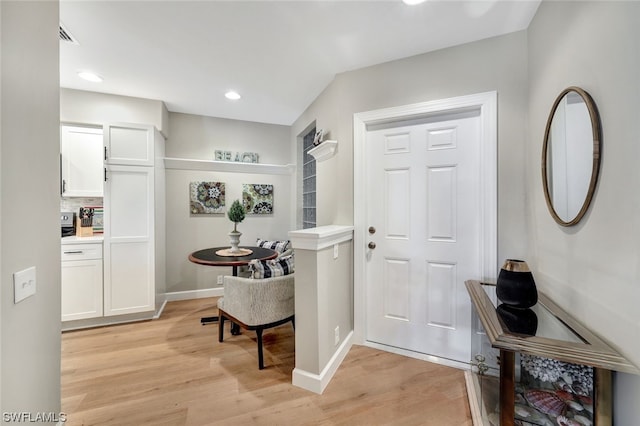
(365, 110), (482, 364)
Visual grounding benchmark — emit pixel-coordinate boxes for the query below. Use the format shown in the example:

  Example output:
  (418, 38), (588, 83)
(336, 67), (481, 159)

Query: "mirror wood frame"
(541, 86), (602, 227)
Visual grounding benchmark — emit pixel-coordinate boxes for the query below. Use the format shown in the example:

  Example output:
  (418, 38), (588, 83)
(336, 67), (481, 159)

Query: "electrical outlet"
(14, 266), (36, 303)
(333, 244), (339, 259)
(217, 275), (223, 285)
(334, 326), (340, 346)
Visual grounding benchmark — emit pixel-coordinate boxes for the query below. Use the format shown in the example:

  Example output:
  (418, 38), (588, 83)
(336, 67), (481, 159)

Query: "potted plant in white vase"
(227, 199), (246, 253)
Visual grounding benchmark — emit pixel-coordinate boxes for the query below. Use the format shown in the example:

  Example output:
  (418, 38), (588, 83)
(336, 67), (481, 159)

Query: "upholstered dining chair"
(217, 273), (295, 369)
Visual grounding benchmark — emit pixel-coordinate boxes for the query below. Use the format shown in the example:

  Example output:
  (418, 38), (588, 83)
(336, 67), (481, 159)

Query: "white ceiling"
(60, 0), (541, 126)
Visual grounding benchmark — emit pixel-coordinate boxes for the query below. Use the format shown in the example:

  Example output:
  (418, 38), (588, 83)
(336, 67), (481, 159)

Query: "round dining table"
(188, 246), (278, 326)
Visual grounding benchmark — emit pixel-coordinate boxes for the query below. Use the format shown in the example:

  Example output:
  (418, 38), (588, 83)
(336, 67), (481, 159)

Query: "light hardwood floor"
(62, 298), (472, 425)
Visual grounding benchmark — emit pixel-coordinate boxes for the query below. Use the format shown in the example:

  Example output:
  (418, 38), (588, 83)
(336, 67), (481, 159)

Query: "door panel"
(426, 261), (456, 328)
(385, 169), (411, 238)
(383, 258), (410, 321)
(366, 111), (481, 364)
(427, 166), (457, 241)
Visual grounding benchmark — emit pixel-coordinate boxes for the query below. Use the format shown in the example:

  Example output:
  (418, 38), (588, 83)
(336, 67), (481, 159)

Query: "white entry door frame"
(353, 92), (498, 356)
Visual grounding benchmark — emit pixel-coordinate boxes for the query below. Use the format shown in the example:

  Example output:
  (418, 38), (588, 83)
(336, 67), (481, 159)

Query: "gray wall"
(166, 112), (290, 164)
(294, 6), (640, 418)
(61, 88), (170, 138)
(292, 30), (530, 263)
(291, 31), (529, 378)
(527, 2), (640, 423)
(165, 112), (293, 293)
(1, 0), (61, 418)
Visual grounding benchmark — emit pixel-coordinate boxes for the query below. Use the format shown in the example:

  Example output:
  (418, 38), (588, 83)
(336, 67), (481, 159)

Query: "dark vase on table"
(496, 304), (538, 335)
(496, 259), (538, 309)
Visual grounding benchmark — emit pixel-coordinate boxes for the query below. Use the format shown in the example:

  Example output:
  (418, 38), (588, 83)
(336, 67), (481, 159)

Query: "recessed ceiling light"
(225, 91), (241, 100)
(77, 71), (103, 83)
(402, 0), (427, 4)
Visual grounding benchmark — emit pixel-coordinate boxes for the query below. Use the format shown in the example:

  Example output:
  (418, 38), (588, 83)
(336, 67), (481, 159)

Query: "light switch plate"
(333, 244), (339, 259)
(14, 266), (36, 303)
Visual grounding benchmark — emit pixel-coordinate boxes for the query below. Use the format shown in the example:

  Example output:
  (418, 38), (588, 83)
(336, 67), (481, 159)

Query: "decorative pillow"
(256, 238), (291, 255)
(249, 254), (294, 279)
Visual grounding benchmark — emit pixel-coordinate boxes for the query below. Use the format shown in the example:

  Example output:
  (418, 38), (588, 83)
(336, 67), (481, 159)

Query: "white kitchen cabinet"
(103, 164), (154, 315)
(61, 242), (103, 321)
(103, 123), (165, 316)
(104, 123), (154, 166)
(60, 125), (104, 197)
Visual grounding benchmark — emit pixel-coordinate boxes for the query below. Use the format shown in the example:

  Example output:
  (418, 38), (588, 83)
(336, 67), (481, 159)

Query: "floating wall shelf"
(308, 140), (337, 162)
(163, 157), (295, 175)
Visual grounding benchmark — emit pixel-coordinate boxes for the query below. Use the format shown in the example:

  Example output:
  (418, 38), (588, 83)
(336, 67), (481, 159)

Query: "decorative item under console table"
(465, 280), (639, 426)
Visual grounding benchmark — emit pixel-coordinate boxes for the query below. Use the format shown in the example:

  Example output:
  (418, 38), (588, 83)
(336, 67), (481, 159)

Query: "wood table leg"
(594, 368), (612, 426)
(499, 350), (515, 426)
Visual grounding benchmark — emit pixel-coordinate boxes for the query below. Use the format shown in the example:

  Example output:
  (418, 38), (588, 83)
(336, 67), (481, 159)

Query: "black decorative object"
(496, 259), (538, 309)
(496, 304), (538, 335)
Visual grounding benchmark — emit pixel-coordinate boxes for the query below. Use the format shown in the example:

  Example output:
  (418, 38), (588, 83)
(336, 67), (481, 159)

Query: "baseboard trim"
(292, 330), (353, 394)
(465, 370), (483, 426)
(164, 287), (223, 301)
(363, 341), (471, 371)
(61, 311), (155, 332)
(153, 299), (168, 319)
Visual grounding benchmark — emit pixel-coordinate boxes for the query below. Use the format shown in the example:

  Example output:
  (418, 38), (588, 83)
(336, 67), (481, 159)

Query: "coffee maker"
(61, 211), (75, 237)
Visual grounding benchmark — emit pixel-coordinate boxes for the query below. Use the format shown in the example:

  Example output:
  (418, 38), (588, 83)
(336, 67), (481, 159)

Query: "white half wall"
(289, 226), (354, 393)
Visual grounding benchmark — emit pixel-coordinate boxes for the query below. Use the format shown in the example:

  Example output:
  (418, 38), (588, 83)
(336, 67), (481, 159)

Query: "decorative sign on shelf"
(215, 150), (259, 163)
(313, 128), (325, 146)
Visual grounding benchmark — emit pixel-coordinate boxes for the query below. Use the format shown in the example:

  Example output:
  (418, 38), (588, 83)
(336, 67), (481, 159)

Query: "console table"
(465, 280), (639, 426)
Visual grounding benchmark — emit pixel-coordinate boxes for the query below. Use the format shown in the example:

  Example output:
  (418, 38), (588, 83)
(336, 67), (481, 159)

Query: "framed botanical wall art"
(190, 181), (225, 214)
(242, 184), (274, 214)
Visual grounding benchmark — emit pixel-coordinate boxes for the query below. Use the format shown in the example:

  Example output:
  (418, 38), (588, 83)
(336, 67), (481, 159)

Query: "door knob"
(368, 242), (376, 249)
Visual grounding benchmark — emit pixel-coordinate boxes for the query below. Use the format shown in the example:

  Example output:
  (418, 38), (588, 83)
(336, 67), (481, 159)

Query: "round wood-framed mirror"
(542, 86), (601, 227)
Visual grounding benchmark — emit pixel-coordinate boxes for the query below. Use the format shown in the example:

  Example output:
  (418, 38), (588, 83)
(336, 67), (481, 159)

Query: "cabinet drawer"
(61, 243), (103, 261)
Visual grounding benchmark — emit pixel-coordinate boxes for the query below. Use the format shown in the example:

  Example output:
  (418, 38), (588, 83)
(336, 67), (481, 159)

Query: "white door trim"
(353, 91), (498, 345)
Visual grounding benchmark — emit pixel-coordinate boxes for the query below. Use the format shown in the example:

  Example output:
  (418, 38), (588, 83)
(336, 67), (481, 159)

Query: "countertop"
(61, 235), (104, 245)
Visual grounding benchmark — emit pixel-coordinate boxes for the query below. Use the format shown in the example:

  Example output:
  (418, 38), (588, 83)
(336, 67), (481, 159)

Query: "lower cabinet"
(61, 242), (103, 321)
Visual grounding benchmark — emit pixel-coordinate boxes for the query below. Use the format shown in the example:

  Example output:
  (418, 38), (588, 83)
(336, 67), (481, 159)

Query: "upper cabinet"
(104, 123), (154, 166)
(60, 125), (104, 197)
